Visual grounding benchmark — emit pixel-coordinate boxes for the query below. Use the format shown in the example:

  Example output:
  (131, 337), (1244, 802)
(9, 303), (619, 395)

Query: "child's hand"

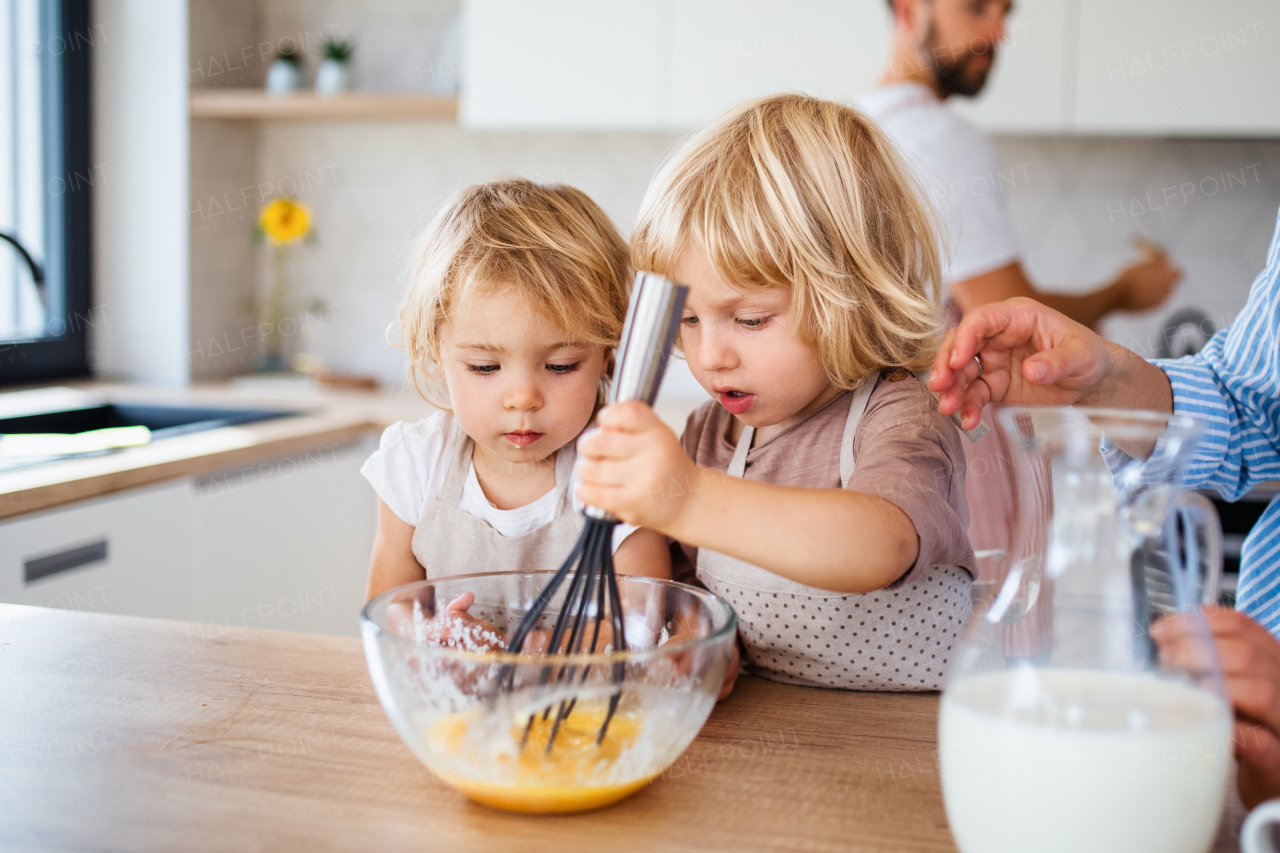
(415, 592), (507, 653)
(575, 401), (701, 533)
(655, 599), (739, 700)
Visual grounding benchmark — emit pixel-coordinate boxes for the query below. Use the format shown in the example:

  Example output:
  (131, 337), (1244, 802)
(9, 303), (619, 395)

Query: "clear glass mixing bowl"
(361, 571), (737, 814)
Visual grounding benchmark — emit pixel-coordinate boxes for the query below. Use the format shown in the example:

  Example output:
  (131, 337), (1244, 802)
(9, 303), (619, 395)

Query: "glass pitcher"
(939, 407), (1231, 853)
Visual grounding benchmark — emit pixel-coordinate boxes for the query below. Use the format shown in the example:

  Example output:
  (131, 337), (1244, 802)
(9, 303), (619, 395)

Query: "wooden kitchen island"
(0, 604), (1246, 852)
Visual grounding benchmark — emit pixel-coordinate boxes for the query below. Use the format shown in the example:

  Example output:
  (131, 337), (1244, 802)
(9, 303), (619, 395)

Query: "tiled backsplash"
(994, 136), (1280, 361)
(198, 128), (1279, 398)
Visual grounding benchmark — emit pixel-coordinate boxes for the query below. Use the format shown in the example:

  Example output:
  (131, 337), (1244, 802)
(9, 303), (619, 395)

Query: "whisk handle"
(580, 272), (688, 524)
(610, 272), (689, 407)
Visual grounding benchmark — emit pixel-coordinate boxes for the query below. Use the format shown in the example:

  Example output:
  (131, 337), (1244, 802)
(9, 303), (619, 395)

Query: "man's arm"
(952, 253), (1181, 328)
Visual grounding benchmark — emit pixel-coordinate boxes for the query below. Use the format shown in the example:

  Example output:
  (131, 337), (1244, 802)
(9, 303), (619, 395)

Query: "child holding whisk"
(577, 94), (975, 692)
(362, 180), (671, 611)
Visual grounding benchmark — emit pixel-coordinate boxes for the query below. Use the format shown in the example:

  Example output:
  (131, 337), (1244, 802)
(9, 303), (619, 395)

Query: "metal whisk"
(499, 272), (687, 752)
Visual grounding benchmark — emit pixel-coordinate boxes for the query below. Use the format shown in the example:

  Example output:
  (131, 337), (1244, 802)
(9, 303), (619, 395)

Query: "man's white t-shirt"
(360, 412), (635, 552)
(858, 82), (1019, 287)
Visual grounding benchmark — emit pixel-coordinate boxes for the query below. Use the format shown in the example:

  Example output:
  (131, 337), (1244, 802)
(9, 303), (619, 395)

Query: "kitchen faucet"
(0, 230), (45, 307)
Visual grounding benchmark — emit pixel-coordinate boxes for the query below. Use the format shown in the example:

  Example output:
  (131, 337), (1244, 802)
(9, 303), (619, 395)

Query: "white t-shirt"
(360, 412), (636, 552)
(857, 82), (1019, 287)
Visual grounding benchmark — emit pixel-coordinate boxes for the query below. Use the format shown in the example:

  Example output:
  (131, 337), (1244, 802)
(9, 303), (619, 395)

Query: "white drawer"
(0, 480), (194, 619)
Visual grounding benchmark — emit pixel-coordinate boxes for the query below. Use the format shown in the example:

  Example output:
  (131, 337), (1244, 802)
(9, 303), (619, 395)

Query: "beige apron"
(696, 373), (972, 691)
(411, 427), (584, 580)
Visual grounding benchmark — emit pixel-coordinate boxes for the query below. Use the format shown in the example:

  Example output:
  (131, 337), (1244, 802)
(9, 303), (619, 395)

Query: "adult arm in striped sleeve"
(1151, 211), (1280, 634)
(1151, 207), (1280, 501)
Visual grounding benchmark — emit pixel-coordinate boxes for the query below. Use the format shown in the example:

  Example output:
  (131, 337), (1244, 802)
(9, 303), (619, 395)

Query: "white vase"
(315, 59), (351, 96)
(265, 59), (303, 95)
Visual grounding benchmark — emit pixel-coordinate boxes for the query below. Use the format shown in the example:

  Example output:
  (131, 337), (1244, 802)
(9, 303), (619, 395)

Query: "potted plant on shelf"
(254, 197), (313, 373)
(265, 46), (304, 95)
(316, 39), (354, 96)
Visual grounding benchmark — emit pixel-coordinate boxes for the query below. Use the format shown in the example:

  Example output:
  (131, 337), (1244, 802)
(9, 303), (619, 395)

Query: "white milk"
(939, 668), (1231, 853)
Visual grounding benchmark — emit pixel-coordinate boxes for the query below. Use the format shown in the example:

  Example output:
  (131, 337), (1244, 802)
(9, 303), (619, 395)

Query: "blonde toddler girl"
(363, 180), (671, 603)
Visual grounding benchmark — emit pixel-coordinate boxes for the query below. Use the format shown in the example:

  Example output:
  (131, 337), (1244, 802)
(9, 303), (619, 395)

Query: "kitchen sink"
(0, 402), (304, 472)
(0, 402), (300, 438)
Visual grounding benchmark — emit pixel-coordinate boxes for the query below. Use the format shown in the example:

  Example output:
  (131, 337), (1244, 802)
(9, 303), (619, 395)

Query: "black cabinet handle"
(24, 539), (108, 583)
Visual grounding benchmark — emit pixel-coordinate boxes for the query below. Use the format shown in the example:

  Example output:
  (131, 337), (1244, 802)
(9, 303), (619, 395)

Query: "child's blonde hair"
(632, 93), (943, 385)
(399, 179), (631, 407)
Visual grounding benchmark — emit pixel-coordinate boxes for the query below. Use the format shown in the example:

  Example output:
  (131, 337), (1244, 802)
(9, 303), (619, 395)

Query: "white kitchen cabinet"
(670, 0), (1074, 134)
(461, 0), (667, 129)
(461, 0), (890, 130)
(462, 0), (1280, 137)
(667, 0), (888, 128)
(459, 0), (1071, 133)
(188, 439), (377, 638)
(0, 481), (194, 620)
(1074, 0), (1280, 135)
(0, 439), (377, 637)
(950, 0), (1074, 133)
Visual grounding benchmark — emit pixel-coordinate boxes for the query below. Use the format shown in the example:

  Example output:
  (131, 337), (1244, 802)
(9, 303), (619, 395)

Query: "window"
(0, 0), (92, 385)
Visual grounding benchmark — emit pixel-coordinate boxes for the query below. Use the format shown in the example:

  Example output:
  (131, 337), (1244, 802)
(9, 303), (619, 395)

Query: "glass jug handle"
(1169, 490), (1223, 609)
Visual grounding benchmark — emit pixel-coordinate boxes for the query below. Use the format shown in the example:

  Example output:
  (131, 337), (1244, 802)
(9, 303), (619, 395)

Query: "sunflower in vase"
(254, 197), (314, 373)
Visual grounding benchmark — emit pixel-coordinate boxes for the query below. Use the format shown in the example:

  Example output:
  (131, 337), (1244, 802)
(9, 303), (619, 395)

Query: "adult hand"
(1114, 245), (1181, 312)
(927, 297), (1116, 430)
(1152, 606), (1280, 809)
(576, 401), (701, 533)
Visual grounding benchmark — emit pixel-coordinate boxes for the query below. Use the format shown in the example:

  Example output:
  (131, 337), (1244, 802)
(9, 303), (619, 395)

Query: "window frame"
(2, 0), (92, 386)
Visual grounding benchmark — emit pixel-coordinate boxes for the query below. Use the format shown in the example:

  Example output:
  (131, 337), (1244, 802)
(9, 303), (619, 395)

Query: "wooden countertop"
(0, 381), (438, 521)
(0, 604), (1247, 852)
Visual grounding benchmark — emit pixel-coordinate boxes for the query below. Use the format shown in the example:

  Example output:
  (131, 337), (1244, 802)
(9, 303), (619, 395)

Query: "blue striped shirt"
(1154, 205), (1280, 636)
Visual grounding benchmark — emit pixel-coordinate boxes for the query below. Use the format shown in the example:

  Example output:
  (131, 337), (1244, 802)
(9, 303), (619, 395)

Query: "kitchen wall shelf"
(189, 89), (458, 122)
